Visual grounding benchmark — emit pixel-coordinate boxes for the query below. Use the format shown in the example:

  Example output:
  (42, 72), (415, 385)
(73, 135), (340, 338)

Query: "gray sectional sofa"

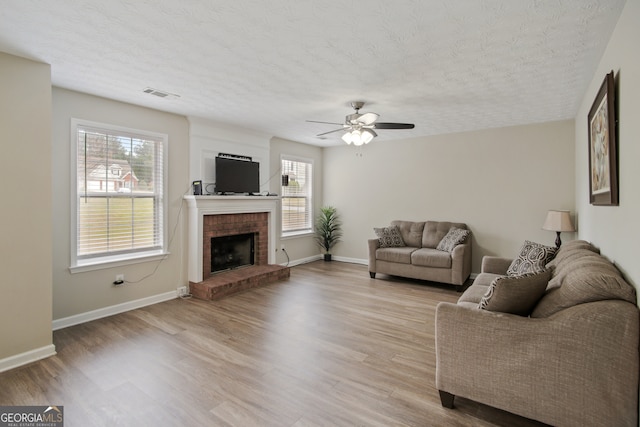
(435, 240), (639, 427)
(368, 220), (472, 290)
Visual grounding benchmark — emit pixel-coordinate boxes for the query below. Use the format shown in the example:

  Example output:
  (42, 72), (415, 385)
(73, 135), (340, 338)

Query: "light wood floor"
(0, 261), (548, 426)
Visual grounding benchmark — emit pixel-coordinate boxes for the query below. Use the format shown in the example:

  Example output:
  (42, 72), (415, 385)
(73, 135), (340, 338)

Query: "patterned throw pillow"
(506, 240), (557, 276)
(374, 225), (405, 248)
(478, 269), (551, 316)
(436, 227), (470, 252)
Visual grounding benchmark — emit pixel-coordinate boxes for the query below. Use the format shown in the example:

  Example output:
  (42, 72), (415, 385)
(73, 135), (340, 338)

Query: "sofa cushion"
(390, 220), (425, 248)
(422, 221), (467, 248)
(458, 282), (492, 305)
(436, 227), (470, 252)
(547, 250), (602, 290)
(547, 240), (600, 271)
(374, 225), (405, 248)
(470, 272), (503, 288)
(375, 247), (415, 264)
(478, 269), (551, 316)
(532, 254), (637, 318)
(506, 240), (557, 276)
(411, 248), (452, 268)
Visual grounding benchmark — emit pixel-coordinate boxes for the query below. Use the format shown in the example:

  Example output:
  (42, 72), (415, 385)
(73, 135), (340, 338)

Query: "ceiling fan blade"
(373, 122), (415, 130)
(306, 120), (344, 126)
(316, 127), (347, 137)
(357, 112), (379, 125)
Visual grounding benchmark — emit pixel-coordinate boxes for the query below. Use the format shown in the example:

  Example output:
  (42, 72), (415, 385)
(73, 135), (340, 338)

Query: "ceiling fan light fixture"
(351, 129), (363, 146)
(342, 128), (376, 146)
(362, 129), (375, 144)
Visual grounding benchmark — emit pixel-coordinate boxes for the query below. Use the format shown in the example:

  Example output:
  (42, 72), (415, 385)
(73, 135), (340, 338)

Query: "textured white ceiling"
(0, 0), (625, 146)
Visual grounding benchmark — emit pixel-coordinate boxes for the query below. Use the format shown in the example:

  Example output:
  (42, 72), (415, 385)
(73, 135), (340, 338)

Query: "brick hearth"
(190, 264), (290, 300)
(189, 211), (289, 300)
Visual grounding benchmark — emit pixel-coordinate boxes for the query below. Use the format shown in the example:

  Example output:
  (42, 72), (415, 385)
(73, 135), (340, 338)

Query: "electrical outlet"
(113, 274), (125, 285)
(177, 286), (188, 297)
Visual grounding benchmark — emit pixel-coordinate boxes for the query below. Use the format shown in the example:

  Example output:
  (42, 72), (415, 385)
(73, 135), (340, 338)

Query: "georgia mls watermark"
(0, 406), (63, 427)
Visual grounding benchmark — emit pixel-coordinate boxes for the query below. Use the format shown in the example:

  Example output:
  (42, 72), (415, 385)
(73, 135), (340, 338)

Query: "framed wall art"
(588, 70), (618, 206)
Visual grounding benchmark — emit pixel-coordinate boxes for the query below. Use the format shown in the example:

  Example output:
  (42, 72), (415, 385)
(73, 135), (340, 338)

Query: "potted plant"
(314, 206), (342, 261)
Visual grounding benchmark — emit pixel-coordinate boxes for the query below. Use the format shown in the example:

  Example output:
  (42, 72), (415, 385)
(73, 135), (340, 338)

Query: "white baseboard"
(332, 256), (367, 265)
(0, 344), (56, 373)
(282, 256), (478, 281)
(334, 257), (478, 280)
(280, 255), (368, 267)
(279, 254), (322, 267)
(52, 290), (178, 331)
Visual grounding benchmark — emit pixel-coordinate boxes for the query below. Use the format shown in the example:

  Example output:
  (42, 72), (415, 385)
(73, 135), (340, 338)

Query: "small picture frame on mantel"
(588, 70), (618, 206)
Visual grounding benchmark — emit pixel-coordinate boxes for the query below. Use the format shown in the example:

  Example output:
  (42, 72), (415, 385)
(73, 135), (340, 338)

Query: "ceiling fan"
(307, 101), (415, 145)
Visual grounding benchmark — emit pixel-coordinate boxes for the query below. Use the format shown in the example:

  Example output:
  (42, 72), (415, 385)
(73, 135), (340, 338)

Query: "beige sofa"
(435, 240), (639, 427)
(368, 220), (471, 290)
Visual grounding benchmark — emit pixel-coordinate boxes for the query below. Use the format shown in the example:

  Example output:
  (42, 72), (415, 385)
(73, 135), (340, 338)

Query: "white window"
(70, 119), (168, 272)
(281, 156), (313, 236)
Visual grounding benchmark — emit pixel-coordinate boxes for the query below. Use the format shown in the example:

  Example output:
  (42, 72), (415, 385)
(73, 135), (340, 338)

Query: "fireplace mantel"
(184, 195), (280, 283)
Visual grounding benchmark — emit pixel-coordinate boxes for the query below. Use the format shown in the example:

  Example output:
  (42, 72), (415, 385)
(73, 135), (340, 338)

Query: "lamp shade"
(542, 210), (575, 232)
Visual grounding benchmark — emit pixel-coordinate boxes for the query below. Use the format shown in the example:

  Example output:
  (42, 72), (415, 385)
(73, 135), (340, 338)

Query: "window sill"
(69, 250), (170, 274)
(282, 230), (314, 239)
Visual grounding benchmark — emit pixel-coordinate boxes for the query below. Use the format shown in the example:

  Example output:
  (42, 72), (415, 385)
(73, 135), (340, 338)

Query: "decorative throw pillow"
(374, 225), (405, 248)
(436, 227), (470, 252)
(506, 240), (557, 276)
(478, 269), (551, 316)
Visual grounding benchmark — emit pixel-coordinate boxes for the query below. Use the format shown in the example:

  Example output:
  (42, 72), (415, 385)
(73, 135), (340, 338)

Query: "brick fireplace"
(184, 195), (289, 300)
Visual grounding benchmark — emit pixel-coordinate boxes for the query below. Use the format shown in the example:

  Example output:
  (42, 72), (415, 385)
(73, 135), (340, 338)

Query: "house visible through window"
(281, 156), (313, 235)
(71, 119), (167, 270)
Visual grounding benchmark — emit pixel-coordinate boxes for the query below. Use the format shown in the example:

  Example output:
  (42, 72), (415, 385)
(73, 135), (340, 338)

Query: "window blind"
(76, 125), (164, 259)
(281, 158), (312, 233)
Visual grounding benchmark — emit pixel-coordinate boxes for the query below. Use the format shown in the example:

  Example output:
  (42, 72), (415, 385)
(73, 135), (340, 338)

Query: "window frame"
(280, 154), (314, 238)
(69, 118), (169, 273)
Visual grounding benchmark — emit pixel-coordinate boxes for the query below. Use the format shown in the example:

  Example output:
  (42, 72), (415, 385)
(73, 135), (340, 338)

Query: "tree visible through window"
(72, 120), (166, 266)
(281, 157), (312, 234)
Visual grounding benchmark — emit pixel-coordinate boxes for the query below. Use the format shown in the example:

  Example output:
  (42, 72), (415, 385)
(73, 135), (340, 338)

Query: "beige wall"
(574, 0), (640, 294)
(0, 53), (54, 362)
(188, 117), (272, 193)
(269, 136), (324, 264)
(323, 120), (575, 273)
(51, 88), (190, 320)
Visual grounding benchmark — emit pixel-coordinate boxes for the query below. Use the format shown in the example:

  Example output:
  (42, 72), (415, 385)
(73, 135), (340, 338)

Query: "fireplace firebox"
(211, 233), (255, 274)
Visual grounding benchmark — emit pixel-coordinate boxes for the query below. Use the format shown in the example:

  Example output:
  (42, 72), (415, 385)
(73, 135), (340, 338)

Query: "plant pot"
(324, 253), (332, 262)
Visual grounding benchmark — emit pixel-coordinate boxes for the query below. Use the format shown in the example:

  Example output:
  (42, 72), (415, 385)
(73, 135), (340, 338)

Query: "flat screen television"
(215, 157), (260, 194)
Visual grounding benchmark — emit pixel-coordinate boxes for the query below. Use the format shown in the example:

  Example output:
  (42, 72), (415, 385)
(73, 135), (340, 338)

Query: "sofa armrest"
(450, 242), (471, 285)
(367, 238), (380, 273)
(435, 300), (639, 427)
(480, 256), (512, 274)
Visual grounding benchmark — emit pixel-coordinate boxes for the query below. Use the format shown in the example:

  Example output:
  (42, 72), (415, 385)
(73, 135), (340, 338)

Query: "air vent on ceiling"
(143, 87), (180, 99)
